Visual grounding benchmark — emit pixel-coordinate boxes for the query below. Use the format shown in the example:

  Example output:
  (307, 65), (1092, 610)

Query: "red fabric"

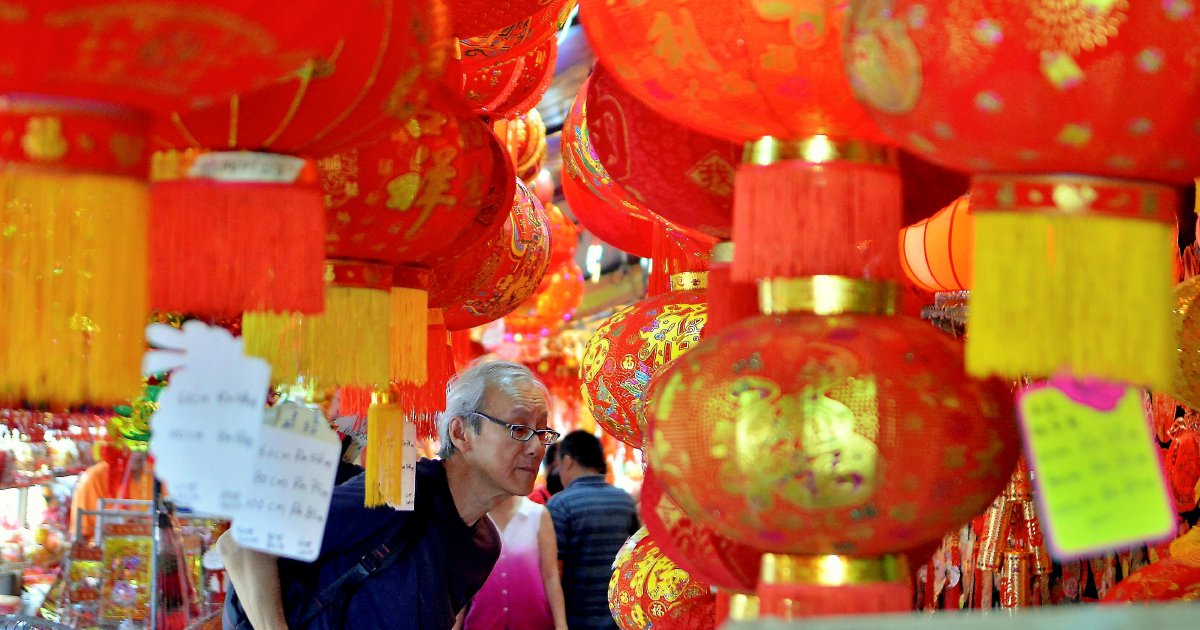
(845, 2), (1200, 185)
(0, 98), (149, 174)
(544, 202), (580, 269)
(757, 581), (913, 618)
(561, 77), (656, 258)
(644, 313), (1020, 556)
(450, 0), (559, 38)
(582, 1), (888, 144)
(459, 0), (574, 70)
(641, 467), (761, 593)
(581, 290), (707, 448)
(430, 179), (552, 330)
(0, 2), (373, 115)
(610, 529), (716, 630)
(152, 1), (449, 156)
(587, 62), (738, 240)
(462, 36), (557, 119)
(705, 259), (759, 336)
(319, 90), (503, 264)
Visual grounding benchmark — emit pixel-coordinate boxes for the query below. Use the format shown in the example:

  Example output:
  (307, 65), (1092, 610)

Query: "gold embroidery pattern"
(21, 116), (67, 161)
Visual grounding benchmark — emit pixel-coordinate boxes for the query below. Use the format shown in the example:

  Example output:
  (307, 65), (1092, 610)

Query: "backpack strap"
(294, 509), (427, 627)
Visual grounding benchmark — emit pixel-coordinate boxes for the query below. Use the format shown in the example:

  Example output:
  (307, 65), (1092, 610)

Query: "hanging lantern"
(1170, 277), (1200, 411)
(561, 76), (656, 258)
(641, 466), (761, 595)
(899, 194), (974, 294)
(587, 62), (738, 240)
(429, 178), (553, 331)
(451, 0), (568, 37)
(844, 1), (1200, 387)
(459, 0), (576, 68)
(147, 1), (452, 317)
(496, 108), (549, 185)
(462, 37), (558, 119)
(545, 201), (581, 270)
(1102, 528), (1200, 603)
(505, 261), (587, 337)
(609, 528), (717, 630)
(581, 1), (902, 283)
(646, 218), (717, 298)
(582, 279), (708, 448)
(644, 277), (1019, 617)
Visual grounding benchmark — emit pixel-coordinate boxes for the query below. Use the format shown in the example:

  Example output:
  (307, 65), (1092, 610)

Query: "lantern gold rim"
(670, 271), (709, 292)
(727, 593), (760, 620)
(760, 553), (909, 587)
(758, 276), (898, 316)
(743, 136), (897, 167)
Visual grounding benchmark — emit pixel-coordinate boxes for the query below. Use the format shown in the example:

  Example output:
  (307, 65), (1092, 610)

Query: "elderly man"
(221, 359), (556, 630)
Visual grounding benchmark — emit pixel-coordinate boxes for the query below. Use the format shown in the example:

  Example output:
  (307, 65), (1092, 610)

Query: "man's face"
(468, 381), (550, 496)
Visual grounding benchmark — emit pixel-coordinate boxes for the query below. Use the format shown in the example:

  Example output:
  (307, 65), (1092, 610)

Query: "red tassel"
(706, 244), (759, 336)
(149, 180), (325, 316)
(757, 582), (912, 618)
(648, 218), (717, 297)
(394, 310), (456, 441)
(732, 160), (902, 282)
(450, 329), (480, 372)
(337, 386), (374, 419)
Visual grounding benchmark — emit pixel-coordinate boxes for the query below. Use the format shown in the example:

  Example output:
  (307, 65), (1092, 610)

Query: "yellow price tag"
(1017, 379), (1173, 559)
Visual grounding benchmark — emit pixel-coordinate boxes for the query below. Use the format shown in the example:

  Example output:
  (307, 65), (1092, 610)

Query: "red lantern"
(582, 1), (901, 283)
(609, 528), (717, 630)
(505, 261), (586, 336)
(587, 62), (738, 240)
(451, 0), (569, 37)
(544, 202), (580, 270)
(582, 285), (707, 448)
(561, 76), (656, 258)
(459, 0), (575, 67)
(430, 179), (552, 331)
(1102, 528), (1200, 603)
(496, 109), (549, 185)
(845, 2), (1200, 387)
(641, 466), (761, 594)
(898, 194), (973, 293)
(462, 36), (557, 119)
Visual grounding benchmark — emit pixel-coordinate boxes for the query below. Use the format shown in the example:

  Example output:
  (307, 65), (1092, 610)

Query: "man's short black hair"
(557, 430), (606, 474)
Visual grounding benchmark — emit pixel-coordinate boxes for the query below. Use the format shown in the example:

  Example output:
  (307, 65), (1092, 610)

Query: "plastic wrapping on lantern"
(609, 528), (717, 630)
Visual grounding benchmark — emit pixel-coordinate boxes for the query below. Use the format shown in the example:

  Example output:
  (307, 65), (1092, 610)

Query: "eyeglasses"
(470, 411), (560, 446)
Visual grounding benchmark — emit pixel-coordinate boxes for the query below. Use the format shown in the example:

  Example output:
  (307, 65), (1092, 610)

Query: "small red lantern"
(609, 528), (717, 630)
(1102, 528), (1200, 603)
(544, 202), (580, 270)
(582, 282), (707, 448)
(898, 194), (973, 293)
(505, 261), (586, 337)
(587, 62), (738, 240)
(561, 76), (656, 258)
(459, 0), (575, 67)
(462, 37), (557, 119)
(496, 109), (549, 185)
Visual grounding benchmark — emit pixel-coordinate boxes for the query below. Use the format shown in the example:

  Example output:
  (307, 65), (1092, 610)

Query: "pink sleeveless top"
(464, 498), (554, 630)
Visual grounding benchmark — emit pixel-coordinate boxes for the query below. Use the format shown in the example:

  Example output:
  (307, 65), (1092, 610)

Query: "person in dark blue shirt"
(220, 359), (559, 629)
(547, 431), (639, 630)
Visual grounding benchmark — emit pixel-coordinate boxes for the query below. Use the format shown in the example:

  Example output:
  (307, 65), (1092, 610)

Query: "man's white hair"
(437, 358), (550, 459)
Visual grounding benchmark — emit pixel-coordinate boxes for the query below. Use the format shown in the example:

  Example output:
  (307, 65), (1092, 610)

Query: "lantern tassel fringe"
(390, 288), (429, 385)
(966, 213), (1174, 387)
(395, 310), (455, 442)
(365, 403), (406, 508)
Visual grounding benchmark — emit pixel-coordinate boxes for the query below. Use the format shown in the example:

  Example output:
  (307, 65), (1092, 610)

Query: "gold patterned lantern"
(609, 527), (717, 630)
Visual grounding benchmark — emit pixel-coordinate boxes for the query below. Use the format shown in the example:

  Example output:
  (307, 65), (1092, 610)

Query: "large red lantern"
(641, 467), (761, 594)
(609, 528), (717, 630)
(587, 62), (738, 240)
(451, 0), (569, 37)
(844, 1), (1199, 387)
(429, 179), (552, 331)
(1102, 528), (1200, 603)
(581, 0), (902, 283)
(561, 76), (656, 258)
(582, 282), (707, 448)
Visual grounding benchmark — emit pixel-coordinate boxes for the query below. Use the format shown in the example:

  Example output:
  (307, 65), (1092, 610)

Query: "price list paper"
(233, 402), (340, 561)
(1017, 378), (1174, 560)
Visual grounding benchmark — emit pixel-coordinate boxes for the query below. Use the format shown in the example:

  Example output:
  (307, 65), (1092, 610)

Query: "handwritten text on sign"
(1017, 379), (1174, 560)
(145, 322), (269, 517)
(232, 403), (339, 561)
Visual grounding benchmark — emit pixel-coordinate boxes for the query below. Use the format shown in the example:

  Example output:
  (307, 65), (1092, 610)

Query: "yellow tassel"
(966, 212), (1174, 387)
(390, 288), (428, 385)
(0, 167), (147, 408)
(365, 402), (406, 508)
(243, 286), (390, 390)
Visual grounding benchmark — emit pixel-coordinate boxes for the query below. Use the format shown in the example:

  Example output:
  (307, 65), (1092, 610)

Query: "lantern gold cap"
(759, 276), (897, 316)
(670, 271), (709, 292)
(760, 553), (909, 587)
(743, 136), (897, 167)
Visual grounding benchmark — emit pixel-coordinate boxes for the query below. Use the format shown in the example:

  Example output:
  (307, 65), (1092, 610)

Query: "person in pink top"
(461, 495), (568, 630)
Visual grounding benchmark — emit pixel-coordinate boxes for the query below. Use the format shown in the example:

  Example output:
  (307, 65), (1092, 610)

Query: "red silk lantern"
(641, 466), (761, 594)
(496, 109), (549, 185)
(581, 1), (901, 283)
(609, 528), (717, 630)
(545, 201), (580, 270)
(430, 179), (552, 331)
(0, 1), (367, 115)
(451, 0), (568, 38)
(561, 76), (656, 258)
(1102, 528), (1200, 603)
(459, 0), (575, 71)
(845, 1), (1200, 387)
(505, 261), (586, 336)
(587, 62), (738, 240)
(462, 37), (557, 119)
(899, 194), (973, 293)
(582, 284), (708, 448)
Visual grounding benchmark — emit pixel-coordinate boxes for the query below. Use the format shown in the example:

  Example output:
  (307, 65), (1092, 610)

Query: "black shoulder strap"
(295, 508), (427, 628)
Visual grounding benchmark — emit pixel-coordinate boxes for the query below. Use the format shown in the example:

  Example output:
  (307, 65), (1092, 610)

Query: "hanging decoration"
(458, 0), (576, 68)
(609, 528), (717, 630)
(496, 108), (549, 185)
(462, 37), (558, 119)
(505, 261), (587, 337)
(900, 194), (974, 294)
(844, 1), (1200, 387)
(450, 0), (566, 38)
(1102, 528), (1200, 604)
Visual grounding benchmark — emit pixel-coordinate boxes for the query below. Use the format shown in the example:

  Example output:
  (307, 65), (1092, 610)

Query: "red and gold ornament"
(609, 527), (717, 630)
(462, 37), (558, 119)
(505, 261), (586, 337)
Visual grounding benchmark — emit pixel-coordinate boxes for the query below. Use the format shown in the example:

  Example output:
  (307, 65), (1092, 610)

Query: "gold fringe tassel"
(365, 402), (406, 508)
(243, 286), (390, 390)
(0, 167), (147, 408)
(390, 287), (429, 385)
(966, 213), (1174, 387)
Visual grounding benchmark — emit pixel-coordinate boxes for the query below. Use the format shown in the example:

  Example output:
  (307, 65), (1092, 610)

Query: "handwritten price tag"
(232, 402), (339, 561)
(1017, 378), (1174, 560)
(400, 421), (417, 511)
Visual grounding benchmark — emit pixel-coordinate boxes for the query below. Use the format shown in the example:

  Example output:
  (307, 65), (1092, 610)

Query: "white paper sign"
(188, 151), (306, 183)
(400, 421), (417, 511)
(145, 322), (270, 517)
(232, 402), (340, 561)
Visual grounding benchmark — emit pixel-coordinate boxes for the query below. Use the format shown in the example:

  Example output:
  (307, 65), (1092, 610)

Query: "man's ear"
(449, 415), (473, 454)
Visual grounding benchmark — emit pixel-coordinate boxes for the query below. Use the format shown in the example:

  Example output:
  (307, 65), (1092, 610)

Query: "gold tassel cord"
(966, 212), (1174, 388)
(390, 287), (429, 385)
(0, 167), (147, 407)
(365, 403), (406, 508)
(243, 286), (390, 390)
